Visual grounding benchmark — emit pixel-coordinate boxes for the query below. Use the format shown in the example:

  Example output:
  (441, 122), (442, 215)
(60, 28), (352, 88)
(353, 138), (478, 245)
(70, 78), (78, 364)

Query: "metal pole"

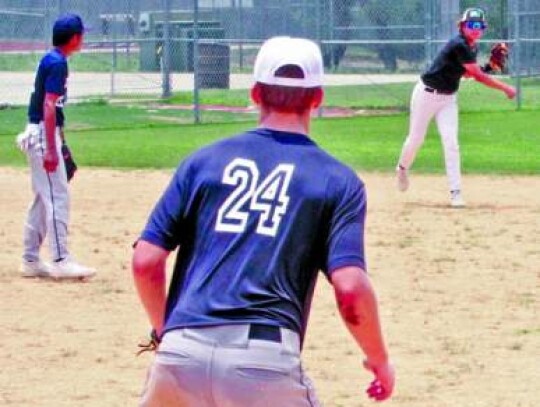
(111, 7), (118, 97)
(161, 0), (172, 98)
(329, 0), (334, 42)
(44, 0), (51, 51)
(316, 0), (323, 118)
(239, 0), (244, 70)
(424, 0), (433, 68)
(193, 0), (201, 123)
(513, 0), (522, 110)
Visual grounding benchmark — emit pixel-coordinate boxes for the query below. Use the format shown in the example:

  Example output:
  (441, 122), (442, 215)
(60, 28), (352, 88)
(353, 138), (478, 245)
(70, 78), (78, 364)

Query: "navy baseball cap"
(53, 13), (86, 36)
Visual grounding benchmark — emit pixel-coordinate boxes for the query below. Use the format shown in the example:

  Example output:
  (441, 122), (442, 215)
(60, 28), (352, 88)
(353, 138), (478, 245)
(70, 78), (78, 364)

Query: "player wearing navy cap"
(133, 36), (394, 406)
(395, 8), (516, 207)
(16, 14), (95, 279)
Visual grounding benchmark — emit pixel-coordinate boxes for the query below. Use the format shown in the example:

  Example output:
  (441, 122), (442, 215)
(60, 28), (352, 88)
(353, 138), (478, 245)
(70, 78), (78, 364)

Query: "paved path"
(1, 72), (417, 106)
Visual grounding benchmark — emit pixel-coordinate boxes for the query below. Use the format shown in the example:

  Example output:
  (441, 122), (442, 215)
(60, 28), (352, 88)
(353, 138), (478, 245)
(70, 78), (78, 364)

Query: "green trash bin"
(197, 43), (230, 89)
(152, 21), (225, 72)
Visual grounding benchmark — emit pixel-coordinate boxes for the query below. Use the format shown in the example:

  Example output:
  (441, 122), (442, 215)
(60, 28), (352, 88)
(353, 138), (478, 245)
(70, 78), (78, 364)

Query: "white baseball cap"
(253, 36), (324, 88)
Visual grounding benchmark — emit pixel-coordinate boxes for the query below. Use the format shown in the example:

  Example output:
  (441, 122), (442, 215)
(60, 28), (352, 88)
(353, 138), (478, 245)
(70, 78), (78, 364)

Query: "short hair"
(256, 64), (321, 114)
(53, 31), (78, 47)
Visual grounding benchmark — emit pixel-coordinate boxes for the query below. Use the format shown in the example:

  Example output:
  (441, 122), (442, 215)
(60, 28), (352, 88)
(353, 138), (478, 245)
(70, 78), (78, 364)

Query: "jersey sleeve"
(140, 161), (192, 251)
(45, 62), (67, 95)
(455, 41), (477, 65)
(323, 173), (367, 276)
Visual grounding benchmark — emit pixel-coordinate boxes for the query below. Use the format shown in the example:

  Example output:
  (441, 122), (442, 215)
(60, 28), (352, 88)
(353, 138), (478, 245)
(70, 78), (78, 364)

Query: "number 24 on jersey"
(215, 158), (295, 237)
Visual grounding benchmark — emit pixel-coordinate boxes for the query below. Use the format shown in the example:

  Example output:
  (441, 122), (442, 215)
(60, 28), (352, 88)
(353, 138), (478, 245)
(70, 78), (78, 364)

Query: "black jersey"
(421, 34), (478, 94)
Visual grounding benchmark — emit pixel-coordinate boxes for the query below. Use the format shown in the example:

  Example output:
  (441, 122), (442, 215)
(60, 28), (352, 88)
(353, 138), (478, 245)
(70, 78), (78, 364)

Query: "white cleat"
(21, 259), (52, 278)
(396, 165), (409, 192)
(450, 190), (466, 208)
(49, 257), (96, 280)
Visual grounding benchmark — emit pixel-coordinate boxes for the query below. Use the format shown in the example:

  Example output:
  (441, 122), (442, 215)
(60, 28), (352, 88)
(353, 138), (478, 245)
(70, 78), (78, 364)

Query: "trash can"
(148, 22), (225, 72)
(197, 43), (230, 89)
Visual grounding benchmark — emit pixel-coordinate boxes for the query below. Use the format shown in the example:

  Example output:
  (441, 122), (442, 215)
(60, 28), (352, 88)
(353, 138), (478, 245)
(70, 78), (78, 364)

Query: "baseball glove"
(482, 42), (509, 74)
(136, 329), (161, 356)
(61, 143), (77, 182)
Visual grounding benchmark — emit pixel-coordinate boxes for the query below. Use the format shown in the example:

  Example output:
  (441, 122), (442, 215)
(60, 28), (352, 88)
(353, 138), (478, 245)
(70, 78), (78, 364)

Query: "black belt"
(248, 324), (282, 343)
(424, 86), (454, 95)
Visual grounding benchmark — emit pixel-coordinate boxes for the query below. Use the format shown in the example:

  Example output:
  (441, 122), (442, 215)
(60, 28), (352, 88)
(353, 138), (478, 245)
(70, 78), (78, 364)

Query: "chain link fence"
(1, 0), (539, 121)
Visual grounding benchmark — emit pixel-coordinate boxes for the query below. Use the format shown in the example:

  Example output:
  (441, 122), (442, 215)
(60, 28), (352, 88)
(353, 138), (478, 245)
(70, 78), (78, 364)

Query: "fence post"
(44, 0), (52, 51)
(193, 0), (201, 124)
(57, 0), (65, 15)
(161, 0), (172, 98)
(111, 6), (118, 97)
(238, 0), (244, 70)
(512, 0), (522, 110)
(424, 0), (433, 68)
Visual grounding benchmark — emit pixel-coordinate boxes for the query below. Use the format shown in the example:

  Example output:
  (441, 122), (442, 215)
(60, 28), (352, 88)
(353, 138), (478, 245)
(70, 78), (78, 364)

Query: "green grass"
(165, 78), (540, 112)
(0, 52), (139, 72)
(1, 101), (538, 174)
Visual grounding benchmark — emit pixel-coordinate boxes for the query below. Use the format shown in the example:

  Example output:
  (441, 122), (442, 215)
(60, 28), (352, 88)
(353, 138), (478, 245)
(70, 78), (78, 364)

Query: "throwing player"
(133, 37), (394, 406)
(395, 8), (516, 207)
(17, 14), (95, 279)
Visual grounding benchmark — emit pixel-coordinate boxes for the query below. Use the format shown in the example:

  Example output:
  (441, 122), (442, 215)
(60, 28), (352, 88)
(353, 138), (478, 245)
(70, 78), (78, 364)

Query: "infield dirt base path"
(1, 168), (538, 407)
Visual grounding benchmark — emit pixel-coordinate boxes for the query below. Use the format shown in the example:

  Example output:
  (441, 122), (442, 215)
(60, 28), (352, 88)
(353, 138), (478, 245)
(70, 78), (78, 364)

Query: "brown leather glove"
(483, 42), (509, 74)
(61, 143), (77, 182)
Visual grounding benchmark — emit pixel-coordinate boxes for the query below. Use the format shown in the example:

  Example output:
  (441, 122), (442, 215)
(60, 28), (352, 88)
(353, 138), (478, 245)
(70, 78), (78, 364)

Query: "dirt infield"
(1, 168), (538, 407)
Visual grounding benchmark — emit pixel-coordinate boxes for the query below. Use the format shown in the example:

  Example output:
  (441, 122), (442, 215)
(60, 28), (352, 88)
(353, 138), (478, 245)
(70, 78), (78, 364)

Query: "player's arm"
(43, 92), (61, 172)
(132, 161), (191, 337)
(331, 266), (394, 401)
(325, 175), (394, 401)
(132, 240), (170, 336)
(463, 63), (516, 99)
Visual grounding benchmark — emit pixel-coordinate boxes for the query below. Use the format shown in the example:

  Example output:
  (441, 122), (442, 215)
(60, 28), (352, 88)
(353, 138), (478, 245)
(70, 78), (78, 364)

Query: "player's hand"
(504, 86), (516, 100)
(43, 148), (59, 173)
(363, 359), (395, 402)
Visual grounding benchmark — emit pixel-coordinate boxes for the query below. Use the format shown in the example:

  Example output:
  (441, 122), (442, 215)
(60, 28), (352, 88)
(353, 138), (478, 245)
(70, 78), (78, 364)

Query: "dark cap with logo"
(460, 8), (486, 22)
(53, 13), (85, 36)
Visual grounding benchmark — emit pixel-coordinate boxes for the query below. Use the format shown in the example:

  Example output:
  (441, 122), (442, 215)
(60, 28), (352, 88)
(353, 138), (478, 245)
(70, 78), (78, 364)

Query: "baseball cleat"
(450, 190), (466, 208)
(49, 257), (96, 280)
(396, 165), (409, 192)
(21, 259), (52, 278)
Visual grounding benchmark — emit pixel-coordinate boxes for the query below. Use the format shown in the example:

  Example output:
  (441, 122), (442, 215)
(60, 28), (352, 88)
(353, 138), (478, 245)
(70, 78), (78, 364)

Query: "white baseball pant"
(140, 324), (321, 407)
(398, 81), (462, 192)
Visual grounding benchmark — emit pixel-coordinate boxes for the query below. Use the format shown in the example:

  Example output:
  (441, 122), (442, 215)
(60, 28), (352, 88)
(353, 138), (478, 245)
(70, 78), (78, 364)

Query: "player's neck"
(461, 32), (477, 46)
(258, 110), (311, 135)
(56, 46), (70, 57)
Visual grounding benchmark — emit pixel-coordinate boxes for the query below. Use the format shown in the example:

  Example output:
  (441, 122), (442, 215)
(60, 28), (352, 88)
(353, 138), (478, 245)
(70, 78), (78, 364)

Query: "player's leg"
(35, 127), (96, 278)
(38, 142), (70, 263)
(23, 195), (46, 262)
(21, 147), (51, 276)
(435, 97), (465, 207)
(396, 82), (440, 191)
(21, 195), (50, 276)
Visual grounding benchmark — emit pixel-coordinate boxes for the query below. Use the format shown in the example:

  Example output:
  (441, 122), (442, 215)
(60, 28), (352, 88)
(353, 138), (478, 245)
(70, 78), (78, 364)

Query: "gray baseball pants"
(23, 125), (69, 262)
(139, 324), (321, 407)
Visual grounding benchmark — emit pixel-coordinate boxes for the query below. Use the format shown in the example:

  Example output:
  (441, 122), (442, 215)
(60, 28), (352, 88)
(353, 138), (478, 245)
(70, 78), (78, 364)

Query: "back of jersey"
(141, 128), (367, 338)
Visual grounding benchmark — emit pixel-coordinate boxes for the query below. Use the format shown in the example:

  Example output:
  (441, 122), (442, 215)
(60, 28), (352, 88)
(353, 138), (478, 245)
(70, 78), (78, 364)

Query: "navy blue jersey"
(141, 128), (367, 338)
(28, 48), (68, 127)
(422, 34), (478, 93)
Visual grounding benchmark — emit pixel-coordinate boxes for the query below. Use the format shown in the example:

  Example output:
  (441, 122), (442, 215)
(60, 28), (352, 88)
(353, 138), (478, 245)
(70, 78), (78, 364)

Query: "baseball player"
(17, 14), (95, 279)
(133, 37), (394, 406)
(396, 8), (516, 207)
